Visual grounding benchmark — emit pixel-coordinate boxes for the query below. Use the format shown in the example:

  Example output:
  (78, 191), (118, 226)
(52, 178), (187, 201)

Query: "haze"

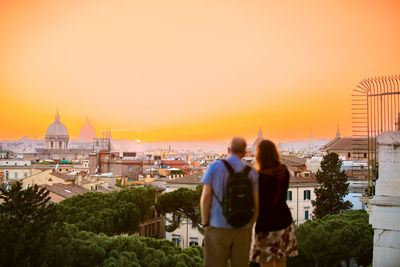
(1, 0), (399, 142)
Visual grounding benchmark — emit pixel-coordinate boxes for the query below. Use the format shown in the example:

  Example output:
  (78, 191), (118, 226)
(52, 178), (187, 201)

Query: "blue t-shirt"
(201, 155), (258, 229)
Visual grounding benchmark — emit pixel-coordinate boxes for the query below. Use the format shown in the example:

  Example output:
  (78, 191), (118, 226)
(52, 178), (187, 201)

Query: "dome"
(79, 118), (96, 141)
(45, 111), (69, 138)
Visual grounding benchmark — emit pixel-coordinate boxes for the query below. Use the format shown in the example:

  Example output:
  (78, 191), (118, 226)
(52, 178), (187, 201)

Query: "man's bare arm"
(200, 184), (213, 226)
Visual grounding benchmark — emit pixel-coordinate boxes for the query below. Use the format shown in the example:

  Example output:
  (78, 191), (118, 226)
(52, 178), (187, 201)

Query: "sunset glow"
(1, 0), (399, 142)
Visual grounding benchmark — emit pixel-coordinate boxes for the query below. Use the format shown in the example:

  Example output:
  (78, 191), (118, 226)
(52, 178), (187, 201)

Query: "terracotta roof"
(166, 172), (202, 185)
(51, 170), (76, 181)
(320, 137), (374, 152)
(289, 173), (318, 184)
(281, 155), (306, 167)
(39, 183), (89, 199)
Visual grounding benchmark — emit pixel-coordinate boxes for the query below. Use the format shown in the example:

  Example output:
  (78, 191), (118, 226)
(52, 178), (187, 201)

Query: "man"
(200, 137), (259, 267)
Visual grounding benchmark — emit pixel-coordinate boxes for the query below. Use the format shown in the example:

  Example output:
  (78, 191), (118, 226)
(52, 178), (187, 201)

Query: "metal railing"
(352, 75), (400, 196)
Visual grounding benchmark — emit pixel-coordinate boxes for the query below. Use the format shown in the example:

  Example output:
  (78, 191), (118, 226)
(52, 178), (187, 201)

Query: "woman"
(251, 140), (298, 267)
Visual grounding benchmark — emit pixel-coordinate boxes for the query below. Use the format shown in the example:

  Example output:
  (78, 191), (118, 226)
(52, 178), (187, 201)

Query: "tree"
(55, 186), (156, 235)
(41, 223), (203, 267)
(1, 184), (203, 266)
(312, 153), (352, 219)
(0, 182), (56, 266)
(156, 185), (202, 232)
(0, 182), (54, 224)
(288, 210), (373, 267)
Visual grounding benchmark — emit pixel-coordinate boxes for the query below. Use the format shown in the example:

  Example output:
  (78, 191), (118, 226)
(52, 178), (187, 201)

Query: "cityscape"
(1, 1), (400, 266)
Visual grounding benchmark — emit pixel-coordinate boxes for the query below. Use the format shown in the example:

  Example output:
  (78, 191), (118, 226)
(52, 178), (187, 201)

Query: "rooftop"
(39, 183), (89, 199)
(281, 155), (307, 167)
(166, 172), (203, 185)
(320, 137), (374, 152)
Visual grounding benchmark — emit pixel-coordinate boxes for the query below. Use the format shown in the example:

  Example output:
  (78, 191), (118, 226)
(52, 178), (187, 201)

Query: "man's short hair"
(230, 137), (247, 154)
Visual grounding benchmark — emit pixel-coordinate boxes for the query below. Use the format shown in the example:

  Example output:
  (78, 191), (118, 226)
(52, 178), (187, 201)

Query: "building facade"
(164, 173), (204, 248)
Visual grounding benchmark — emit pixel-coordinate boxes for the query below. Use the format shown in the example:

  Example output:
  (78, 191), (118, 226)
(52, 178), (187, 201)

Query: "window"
(305, 210), (309, 220)
(5, 171), (8, 178)
(348, 152), (351, 158)
(14, 163), (17, 166)
(24, 172), (28, 177)
(128, 166), (133, 172)
(287, 191), (292, 201)
(304, 190), (311, 200)
(189, 238), (199, 247)
(172, 235), (181, 246)
(364, 153), (367, 158)
(14, 172), (18, 179)
(304, 172), (310, 178)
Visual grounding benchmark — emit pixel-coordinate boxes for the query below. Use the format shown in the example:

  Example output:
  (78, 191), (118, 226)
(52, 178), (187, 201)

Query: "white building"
(286, 171), (319, 225)
(305, 156), (322, 173)
(164, 172), (204, 248)
(0, 159), (34, 181)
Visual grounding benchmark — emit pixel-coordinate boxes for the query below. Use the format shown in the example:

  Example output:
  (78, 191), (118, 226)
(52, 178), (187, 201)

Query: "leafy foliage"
(42, 224), (203, 267)
(312, 153), (353, 219)
(55, 186), (156, 235)
(0, 182), (56, 266)
(1, 183), (203, 266)
(288, 210), (373, 267)
(155, 185), (202, 232)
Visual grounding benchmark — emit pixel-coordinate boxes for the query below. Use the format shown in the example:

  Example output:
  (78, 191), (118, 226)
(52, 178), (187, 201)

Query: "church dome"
(79, 118), (96, 141)
(45, 111), (69, 138)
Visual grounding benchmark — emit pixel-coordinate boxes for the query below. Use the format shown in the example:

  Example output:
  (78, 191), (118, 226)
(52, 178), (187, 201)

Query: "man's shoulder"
(208, 160), (225, 171)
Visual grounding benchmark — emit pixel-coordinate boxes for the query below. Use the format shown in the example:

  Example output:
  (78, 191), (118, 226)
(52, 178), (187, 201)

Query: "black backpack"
(213, 160), (255, 228)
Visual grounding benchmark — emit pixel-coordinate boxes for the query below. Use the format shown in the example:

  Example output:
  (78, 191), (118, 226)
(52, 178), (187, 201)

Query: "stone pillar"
(369, 131), (400, 266)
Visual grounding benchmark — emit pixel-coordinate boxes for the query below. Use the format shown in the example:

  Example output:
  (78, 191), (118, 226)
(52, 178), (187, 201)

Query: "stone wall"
(369, 131), (400, 266)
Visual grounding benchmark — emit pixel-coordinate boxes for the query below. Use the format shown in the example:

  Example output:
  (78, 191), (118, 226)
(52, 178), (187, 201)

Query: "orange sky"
(1, 0), (399, 143)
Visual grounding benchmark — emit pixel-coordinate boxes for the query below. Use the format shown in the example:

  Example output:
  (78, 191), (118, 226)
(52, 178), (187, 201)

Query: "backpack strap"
(222, 160), (251, 177)
(212, 160), (251, 205)
(241, 165), (252, 176)
(221, 160), (234, 175)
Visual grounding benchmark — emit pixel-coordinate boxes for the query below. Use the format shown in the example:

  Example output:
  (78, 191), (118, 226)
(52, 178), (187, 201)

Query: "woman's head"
(256, 139), (281, 170)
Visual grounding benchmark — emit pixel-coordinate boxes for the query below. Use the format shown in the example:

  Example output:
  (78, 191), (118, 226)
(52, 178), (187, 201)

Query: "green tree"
(0, 182), (56, 266)
(55, 186), (156, 235)
(1, 184), (204, 266)
(43, 223), (202, 267)
(288, 210), (373, 267)
(156, 185), (202, 232)
(312, 153), (353, 219)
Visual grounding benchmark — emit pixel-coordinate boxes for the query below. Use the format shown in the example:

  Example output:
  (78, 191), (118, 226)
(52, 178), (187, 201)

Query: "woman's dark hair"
(256, 139), (281, 170)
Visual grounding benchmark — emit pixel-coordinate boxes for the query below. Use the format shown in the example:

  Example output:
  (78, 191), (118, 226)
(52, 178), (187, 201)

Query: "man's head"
(230, 137), (247, 158)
